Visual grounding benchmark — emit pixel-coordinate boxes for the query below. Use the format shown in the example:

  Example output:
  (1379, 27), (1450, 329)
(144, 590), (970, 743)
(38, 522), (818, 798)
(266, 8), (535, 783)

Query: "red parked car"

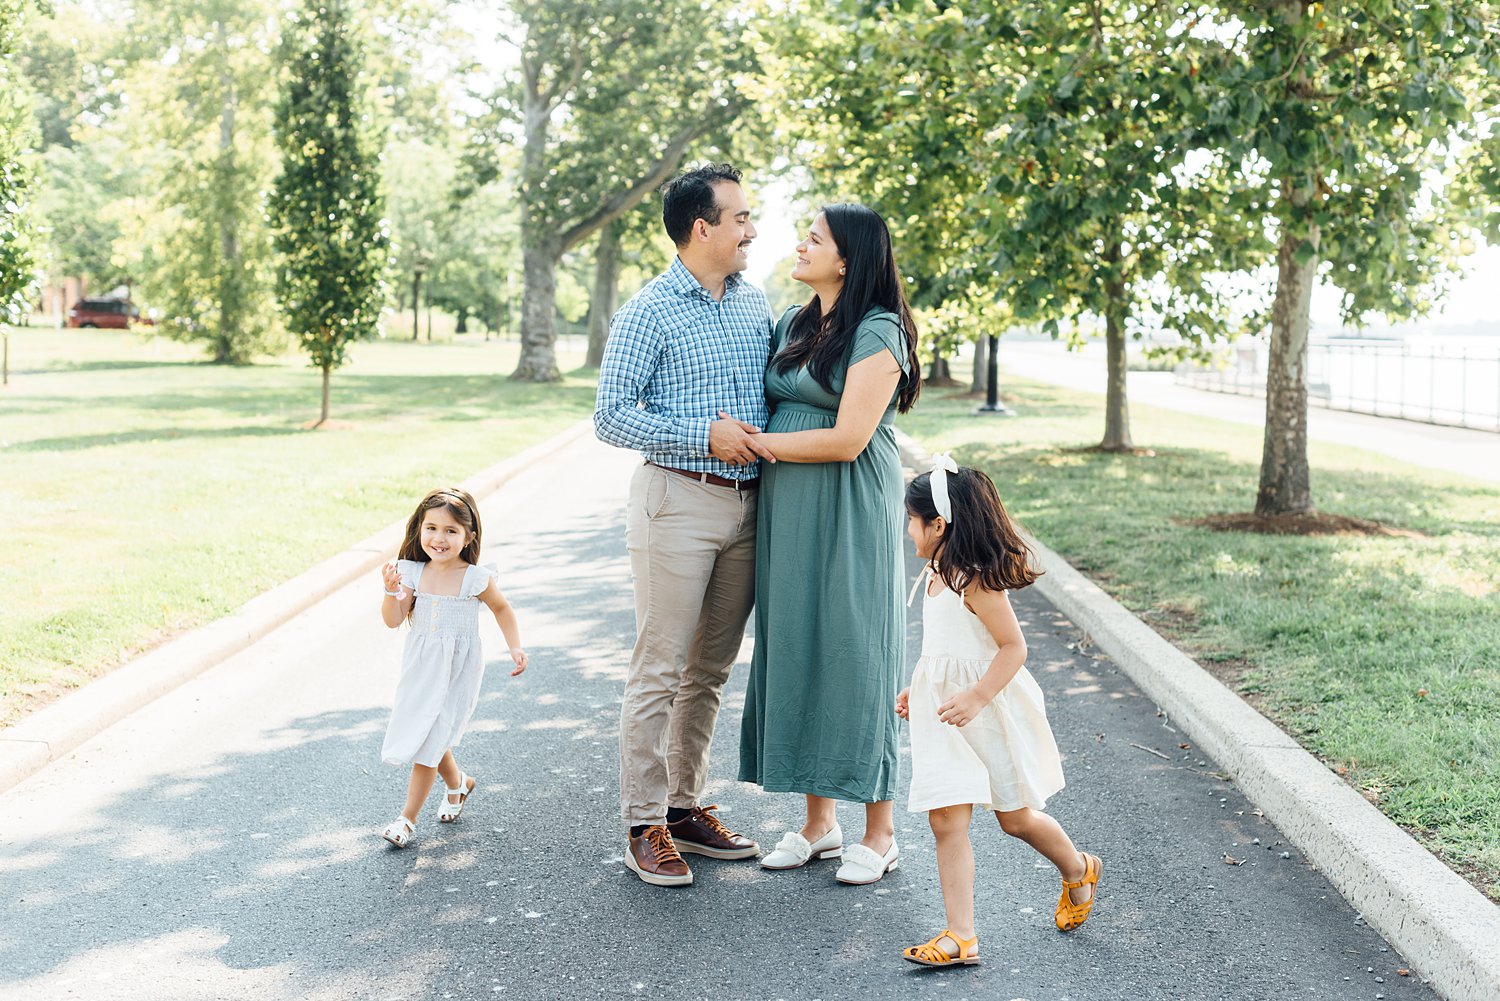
(67, 297), (146, 329)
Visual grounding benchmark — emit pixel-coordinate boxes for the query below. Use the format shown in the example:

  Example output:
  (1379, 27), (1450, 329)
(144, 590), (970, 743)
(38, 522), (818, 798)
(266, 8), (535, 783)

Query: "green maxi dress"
(739, 305), (912, 803)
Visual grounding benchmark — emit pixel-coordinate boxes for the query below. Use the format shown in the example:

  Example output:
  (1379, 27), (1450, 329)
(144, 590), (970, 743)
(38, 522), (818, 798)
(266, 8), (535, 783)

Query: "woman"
(738, 203), (922, 884)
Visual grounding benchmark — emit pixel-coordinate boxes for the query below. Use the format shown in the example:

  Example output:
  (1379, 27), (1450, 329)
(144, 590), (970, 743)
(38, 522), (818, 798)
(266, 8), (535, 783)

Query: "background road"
(0, 434), (1437, 1001)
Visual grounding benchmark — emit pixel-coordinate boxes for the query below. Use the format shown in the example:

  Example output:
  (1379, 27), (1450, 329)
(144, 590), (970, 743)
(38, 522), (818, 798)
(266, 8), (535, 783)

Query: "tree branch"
(556, 97), (737, 252)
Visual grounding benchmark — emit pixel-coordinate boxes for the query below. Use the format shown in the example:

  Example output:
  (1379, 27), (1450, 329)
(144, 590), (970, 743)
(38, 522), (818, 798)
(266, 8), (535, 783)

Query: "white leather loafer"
(760, 824), (844, 870)
(835, 840), (900, 885)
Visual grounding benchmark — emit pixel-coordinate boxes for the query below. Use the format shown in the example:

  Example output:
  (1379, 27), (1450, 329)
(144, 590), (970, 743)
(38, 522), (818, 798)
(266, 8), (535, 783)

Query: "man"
(594, 163), (774, 887)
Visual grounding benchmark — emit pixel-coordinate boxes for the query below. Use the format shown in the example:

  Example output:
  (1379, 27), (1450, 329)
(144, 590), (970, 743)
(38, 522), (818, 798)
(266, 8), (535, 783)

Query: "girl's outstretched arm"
(478, 579), (528, 675)
(380, 561), (414, 628)
(936, 585), (1028, 728)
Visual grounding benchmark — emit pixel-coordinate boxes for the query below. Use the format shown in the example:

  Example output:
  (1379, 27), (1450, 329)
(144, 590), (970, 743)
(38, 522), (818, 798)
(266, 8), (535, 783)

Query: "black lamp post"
(974, 333), (1013, 416)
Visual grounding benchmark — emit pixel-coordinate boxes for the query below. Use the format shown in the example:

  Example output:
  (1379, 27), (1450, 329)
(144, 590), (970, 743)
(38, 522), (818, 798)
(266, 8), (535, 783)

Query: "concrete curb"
(0, 419), (595, 796)
(894, 429), (1500, 1001)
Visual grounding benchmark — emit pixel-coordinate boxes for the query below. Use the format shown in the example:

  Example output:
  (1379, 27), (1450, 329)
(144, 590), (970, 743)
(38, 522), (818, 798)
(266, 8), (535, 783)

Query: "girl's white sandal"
(381, 815), (416, 848)
(760, 824), (843, 870)
(437, 773), (475, 823)
(835, 840), (900, 885)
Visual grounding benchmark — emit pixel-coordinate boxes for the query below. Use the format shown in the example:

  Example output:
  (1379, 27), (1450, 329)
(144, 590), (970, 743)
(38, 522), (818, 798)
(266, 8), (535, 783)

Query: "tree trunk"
(456, 308), (468, 334)
(970, 335), (988, 394)
(1256, 215), (1318, 516)
(514, 241), (561, 381)
(319, 362), (331, 426)
(927, 354), (951, 384)
(1100, 240), (1132, 451)
(410, 269), (421, 341)
(215, 18), (242, 362)
(512, 42), (721, 382)
(586, 220), (621, 369)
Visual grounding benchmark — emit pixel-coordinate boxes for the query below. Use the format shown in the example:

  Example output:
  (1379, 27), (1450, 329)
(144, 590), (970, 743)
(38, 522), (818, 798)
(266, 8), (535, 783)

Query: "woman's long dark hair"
(773, 203), (922, 414)
(905, 468), (1040, 594)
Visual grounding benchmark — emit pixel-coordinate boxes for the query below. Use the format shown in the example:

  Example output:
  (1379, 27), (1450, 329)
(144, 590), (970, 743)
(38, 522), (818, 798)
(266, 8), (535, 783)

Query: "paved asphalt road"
(0, 435), (1438, 1001)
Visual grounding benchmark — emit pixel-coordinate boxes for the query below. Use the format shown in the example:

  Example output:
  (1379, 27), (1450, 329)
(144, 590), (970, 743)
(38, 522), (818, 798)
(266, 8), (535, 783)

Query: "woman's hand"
(937, 687), (989, 728)
(895, 687), (910, 720)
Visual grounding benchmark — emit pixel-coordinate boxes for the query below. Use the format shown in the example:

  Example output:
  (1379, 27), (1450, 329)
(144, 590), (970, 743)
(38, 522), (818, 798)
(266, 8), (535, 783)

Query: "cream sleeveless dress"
(906, 569), (1065, 813)
(381, 559), (496, 768)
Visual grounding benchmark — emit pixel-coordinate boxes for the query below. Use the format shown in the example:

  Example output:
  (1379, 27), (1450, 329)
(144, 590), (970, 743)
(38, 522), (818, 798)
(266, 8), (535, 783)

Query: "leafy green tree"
(1202, 1), (1500, 515)
(19, 3), (118, 151)
(474, 0), (750, 382)
(0, 0), (37, 326)
(123, 0), (282, 363)
(271, 0), (389, 426)
(32, 138), (145, 292)
(766, 2), (1261, 448)
(430, 173), (523, 337)
(752, 3), (1010, 388)
(385, 137), (457, 339)
(984, 5), (1265, 450)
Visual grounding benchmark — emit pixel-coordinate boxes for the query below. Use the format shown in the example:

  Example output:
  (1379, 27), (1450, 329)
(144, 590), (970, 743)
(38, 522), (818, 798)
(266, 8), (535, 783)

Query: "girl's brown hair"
(398, 488), (483, 566)
(905, 467), (1040, 594)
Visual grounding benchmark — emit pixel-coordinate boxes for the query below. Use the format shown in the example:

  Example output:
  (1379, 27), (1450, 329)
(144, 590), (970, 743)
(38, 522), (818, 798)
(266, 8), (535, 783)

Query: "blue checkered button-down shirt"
(594, 257), (772, 479)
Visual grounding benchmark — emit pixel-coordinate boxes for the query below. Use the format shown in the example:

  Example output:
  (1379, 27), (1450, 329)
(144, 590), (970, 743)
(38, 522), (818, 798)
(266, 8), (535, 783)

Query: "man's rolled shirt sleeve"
(594, 303), (710, 457)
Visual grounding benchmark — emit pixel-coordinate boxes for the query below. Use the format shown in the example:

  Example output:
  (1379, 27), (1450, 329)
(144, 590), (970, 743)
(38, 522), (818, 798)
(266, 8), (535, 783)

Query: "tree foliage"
(762, 1), (1264, 449)
(1197, 0), (1500, 514)
(122, 0), (282, 363)
(473, 0), (753, 381)
(0, 0), (38, 324)
(271, 0), (389, 425)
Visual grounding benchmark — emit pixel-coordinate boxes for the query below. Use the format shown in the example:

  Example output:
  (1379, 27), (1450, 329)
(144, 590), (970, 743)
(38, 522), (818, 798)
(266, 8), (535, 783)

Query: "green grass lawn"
(900, 375), (1500, 901)
(0, 325), (594, 724)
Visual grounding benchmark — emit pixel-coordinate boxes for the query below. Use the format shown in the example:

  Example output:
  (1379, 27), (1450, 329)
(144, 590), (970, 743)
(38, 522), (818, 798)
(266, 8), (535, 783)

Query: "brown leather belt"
(650, 462), (759, 490)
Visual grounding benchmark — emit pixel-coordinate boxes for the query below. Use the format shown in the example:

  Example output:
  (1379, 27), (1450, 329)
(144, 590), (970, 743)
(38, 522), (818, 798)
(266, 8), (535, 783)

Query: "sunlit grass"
(0, 325), (593, 723)
(901, 373), (1500, 900)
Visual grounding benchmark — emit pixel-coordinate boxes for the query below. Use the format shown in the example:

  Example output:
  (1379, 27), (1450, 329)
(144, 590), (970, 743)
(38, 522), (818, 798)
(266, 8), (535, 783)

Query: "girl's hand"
(508, 648), (529, 676)
(895, 687), (910, 720)
(937, 687), (989, 728)
(381, 562), (406, 600)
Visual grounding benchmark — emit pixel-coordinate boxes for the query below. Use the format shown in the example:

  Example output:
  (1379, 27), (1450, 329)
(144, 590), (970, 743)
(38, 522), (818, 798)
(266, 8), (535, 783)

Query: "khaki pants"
(620, 462), (757, 827)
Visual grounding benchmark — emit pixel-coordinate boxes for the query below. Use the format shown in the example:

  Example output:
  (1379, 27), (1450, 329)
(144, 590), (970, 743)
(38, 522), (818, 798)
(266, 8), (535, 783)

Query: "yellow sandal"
(902, 929), (980, 967)
(1054, 851), (1102, 931)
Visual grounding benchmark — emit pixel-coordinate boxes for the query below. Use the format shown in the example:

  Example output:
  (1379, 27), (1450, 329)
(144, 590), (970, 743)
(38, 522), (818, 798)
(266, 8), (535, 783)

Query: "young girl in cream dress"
(896, 457), (1100, 967)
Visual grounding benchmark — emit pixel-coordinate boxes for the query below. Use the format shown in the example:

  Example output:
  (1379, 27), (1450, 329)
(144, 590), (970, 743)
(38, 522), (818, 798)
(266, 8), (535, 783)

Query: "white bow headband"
(929, 452), (959, 524)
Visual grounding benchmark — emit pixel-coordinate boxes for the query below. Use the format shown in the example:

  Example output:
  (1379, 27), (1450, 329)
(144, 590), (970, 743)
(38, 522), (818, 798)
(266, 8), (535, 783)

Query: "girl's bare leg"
(995, 806), (1091, 904)
(435, 749), (468, 806)
(929, 804), (977, 953)
(402, 764), (439, 822)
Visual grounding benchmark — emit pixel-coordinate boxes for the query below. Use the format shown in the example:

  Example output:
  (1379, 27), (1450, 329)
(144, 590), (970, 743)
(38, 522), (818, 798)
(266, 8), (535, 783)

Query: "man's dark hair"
(660, 163), (743, 247)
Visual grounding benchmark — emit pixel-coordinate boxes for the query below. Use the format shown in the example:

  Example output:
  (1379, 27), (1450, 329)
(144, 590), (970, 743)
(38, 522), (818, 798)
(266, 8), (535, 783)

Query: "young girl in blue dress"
(896, 457), (1100, 966)
(377, 487), (528, 848)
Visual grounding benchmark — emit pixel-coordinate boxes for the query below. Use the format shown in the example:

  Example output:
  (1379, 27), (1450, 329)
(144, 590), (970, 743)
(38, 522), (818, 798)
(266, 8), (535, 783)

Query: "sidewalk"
(998, 339), (1500, 484)
(0, 431), (1452, 1001)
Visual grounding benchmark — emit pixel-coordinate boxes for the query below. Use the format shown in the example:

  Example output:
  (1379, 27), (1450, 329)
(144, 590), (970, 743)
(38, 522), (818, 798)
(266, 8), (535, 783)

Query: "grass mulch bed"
(0, 326), (594, 725)
(900, 377), (1500, 901)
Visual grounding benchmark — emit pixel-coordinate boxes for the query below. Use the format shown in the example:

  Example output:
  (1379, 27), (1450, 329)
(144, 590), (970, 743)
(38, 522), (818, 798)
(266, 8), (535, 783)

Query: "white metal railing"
(1176, 340), (1500, 433)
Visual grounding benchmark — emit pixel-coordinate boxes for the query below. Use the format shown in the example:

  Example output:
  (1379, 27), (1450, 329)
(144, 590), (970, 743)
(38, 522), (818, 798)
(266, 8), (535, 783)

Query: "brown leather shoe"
(626, 825), (693, 886)
(667, 805), (760, 860)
